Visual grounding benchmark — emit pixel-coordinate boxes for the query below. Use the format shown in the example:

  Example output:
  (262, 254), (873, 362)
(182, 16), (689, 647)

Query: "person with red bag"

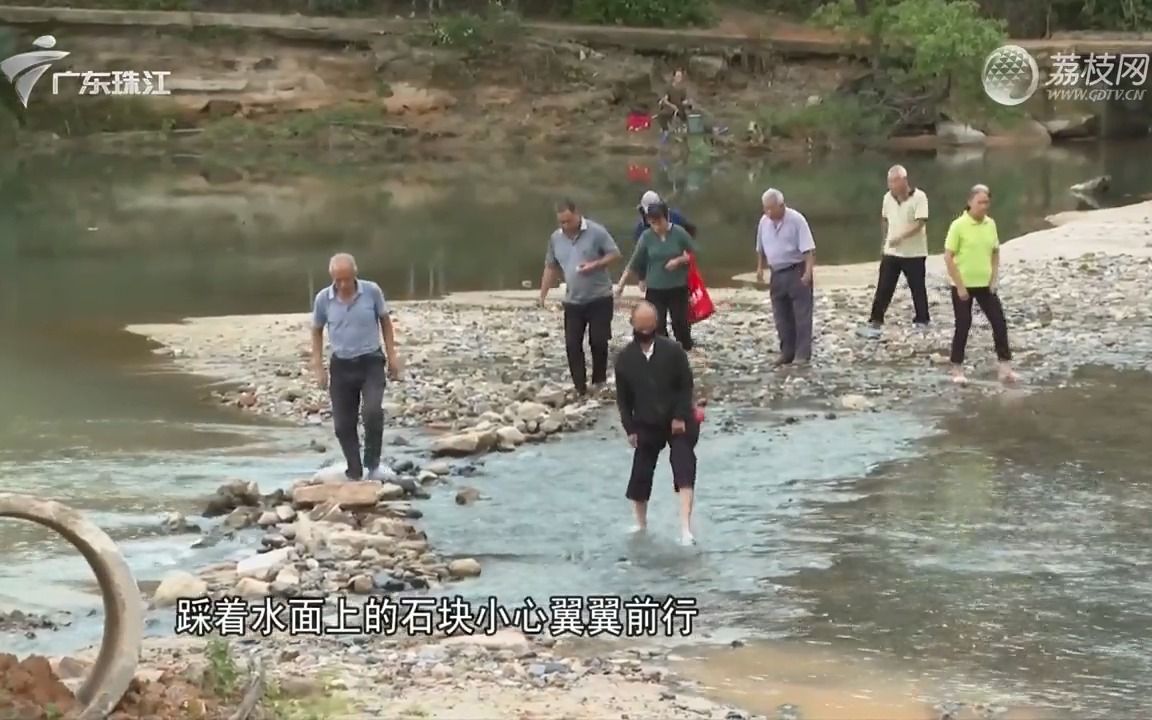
(686, 253), (715, 325)
(615, 203), (697, 351)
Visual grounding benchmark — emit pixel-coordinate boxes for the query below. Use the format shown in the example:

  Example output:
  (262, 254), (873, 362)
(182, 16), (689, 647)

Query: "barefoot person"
(614, 301), (699, 545)
(754, 188), (816, 366)
(862, 165), (930, 337)
(944, 185), (1017, 384)
(540, 199), (622, 396)
(310, 253), (403, 481)
(615, 203), (697, 351)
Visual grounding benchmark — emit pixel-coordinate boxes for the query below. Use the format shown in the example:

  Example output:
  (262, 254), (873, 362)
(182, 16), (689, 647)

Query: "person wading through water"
(614, 301), (699, 545)
(943, 184), (1018, 385)
(310, 253), (403, 480)
(615, 202), (697, 351)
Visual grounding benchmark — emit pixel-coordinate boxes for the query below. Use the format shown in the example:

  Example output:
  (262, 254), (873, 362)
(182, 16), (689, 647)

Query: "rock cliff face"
(5, 17), (847, 153)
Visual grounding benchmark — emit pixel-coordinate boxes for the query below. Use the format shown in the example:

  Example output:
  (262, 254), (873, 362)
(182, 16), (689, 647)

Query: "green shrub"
(571, 0), (711, 27)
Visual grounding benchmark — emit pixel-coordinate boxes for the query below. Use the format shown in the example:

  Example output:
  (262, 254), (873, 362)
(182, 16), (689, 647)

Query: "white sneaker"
(679, 531), (696, 546)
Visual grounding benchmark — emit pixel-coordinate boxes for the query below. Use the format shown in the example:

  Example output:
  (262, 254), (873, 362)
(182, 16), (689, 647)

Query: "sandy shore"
(91, 200), (1152, 719)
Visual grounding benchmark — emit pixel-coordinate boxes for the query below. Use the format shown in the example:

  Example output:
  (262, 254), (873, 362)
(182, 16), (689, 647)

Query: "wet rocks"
(291, 481), (383, 508)
(430, 430), (498, 457)
(454, 486), (481, 505)
(200, 478), (261, 517)
(448, 558), (482, 578)
(0, 609), (66, 635)
(152, 571), (208, 607)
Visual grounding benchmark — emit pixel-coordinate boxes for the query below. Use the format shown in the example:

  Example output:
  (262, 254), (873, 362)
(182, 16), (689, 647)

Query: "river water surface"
(1, 144), (1151, 718)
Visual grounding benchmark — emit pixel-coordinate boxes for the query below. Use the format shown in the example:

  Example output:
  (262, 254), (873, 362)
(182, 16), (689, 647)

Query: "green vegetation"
(794, 0), (1009, 142)
(262, 672), (351, 720)
(421, 7), (524, 50)
(572, 0), (712, 27)
(203, 637), (241, 696)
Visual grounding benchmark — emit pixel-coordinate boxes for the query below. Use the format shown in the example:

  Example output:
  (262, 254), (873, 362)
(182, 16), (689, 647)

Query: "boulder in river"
(292, 481), (384, 508)
(430, 430), (498, 457)
(152, 571), (208, 607)
(201, 479), (262, 517)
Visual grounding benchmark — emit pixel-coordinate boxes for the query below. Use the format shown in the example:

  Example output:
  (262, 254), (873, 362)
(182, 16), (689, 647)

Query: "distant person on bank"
(862, 165), (930, 337)
(310, 253), (403, 481)
(632, 189), (697, 293)
(614, 301), (699, 545)
(944, 185), (1018, 385)
(656, 68), (692, 140)
(615, 202), (697, 351)
(539, 199), (622, 396)
(754, 188), (815, 367)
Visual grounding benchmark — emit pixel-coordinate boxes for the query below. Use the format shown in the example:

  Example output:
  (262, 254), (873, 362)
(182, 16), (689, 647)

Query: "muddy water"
(1, 147), (1151, 716)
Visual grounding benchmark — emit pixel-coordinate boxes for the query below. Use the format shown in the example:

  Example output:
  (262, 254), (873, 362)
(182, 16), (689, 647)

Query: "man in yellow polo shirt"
(861, 165), (930, 338)
(943, 184), (1017, 385)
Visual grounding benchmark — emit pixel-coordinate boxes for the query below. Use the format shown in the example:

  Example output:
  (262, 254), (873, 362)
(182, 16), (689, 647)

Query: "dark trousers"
(645, 285), (693, 350)
(950, 287), (1012, 364)
(769, 264), (813, 362)
(626, 420), (700, 503)
(329, 351), (386, 479)
(562, 296), (614, 393)
(869, 255), (930, 325)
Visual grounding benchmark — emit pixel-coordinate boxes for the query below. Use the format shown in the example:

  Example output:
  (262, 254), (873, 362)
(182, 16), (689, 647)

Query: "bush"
(812, 0), (1007, 125)
(760, 95), (891, 144)
(571, 0), (711, 27)
(425, 8), (524, 49)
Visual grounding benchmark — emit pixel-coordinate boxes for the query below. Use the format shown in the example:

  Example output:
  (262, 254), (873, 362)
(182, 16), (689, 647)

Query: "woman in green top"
(943, 184), (1017, 385)
(615, 202), (697, 350)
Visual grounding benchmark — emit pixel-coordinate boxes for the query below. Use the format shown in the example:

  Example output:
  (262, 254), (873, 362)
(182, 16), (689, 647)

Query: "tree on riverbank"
(758, 0), (1007, 144)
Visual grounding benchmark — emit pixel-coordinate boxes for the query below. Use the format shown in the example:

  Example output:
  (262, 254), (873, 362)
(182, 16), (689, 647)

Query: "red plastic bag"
(687, 255), (715, 324)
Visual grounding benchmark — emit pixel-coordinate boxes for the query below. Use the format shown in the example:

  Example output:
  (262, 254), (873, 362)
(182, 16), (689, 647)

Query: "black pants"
(645, 285), (693, 350)
(626, 420), (700, 503)
(562, 296), (614, 393)
(329, 351), (386, 479)
(950, 287), (1012, 364)
(869, 255), (930, 325)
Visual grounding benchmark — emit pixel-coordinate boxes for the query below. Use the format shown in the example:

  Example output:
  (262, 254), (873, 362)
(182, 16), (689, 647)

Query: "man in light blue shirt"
(310, 253), (403, 480)
(754, 188), (816, 366)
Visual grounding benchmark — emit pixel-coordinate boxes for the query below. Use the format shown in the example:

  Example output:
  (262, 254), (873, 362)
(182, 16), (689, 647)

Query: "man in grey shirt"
(754, 188), (816, 366)
(539, 199), (622, 395)
(311, 253), (403, 481)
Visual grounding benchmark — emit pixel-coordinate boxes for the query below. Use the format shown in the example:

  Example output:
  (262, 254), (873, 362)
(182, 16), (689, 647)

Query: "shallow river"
(1, 144), (1151, 718)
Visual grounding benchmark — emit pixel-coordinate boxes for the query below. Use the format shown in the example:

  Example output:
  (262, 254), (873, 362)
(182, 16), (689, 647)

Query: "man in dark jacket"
(614, 301), (699, 545)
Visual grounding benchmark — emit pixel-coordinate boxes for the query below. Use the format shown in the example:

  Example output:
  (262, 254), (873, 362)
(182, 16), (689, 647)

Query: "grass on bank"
(205, 638), (351, 720)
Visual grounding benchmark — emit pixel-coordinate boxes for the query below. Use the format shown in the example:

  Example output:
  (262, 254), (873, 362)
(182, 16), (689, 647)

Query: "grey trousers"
(329, 350), (386, 479)
(769, 264), (814, 363)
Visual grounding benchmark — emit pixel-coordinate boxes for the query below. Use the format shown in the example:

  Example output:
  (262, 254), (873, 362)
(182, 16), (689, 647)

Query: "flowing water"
(1, 143), (1151, 717)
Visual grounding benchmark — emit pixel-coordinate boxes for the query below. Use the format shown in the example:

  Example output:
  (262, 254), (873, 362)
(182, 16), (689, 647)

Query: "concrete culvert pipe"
(0, 493), (144, 720)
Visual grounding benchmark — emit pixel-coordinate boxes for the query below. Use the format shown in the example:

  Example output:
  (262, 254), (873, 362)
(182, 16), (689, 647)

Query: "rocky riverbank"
(127, 202), (1152, 450)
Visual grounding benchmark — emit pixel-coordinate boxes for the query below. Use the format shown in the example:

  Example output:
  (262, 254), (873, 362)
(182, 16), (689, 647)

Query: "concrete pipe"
(0, 493), (144, 720)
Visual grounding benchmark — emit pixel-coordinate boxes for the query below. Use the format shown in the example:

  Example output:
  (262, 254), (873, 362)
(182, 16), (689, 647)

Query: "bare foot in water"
(999, 365), (1019, 384)
(950, 366), (968, 385)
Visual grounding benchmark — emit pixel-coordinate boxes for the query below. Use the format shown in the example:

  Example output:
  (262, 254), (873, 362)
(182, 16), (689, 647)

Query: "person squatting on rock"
(863, 164), (931, 336)
(539, 199), (622, 396)
(614, 301), (699, 546)
(616, 202), (697, 351)
(754, 188), (816, 366)
(310, 253), (404, 480)
(943, 184), (1018, 385)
